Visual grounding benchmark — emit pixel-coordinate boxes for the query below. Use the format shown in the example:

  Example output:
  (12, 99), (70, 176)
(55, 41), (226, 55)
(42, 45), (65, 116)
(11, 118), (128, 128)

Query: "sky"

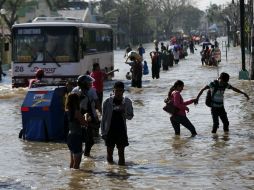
(83, 0), (232, 11)
(194, 0), (232, 11)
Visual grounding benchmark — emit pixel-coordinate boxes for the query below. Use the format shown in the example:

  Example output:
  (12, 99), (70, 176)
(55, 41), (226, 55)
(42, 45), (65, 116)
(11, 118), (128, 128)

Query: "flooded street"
(0, 37), (254, 189)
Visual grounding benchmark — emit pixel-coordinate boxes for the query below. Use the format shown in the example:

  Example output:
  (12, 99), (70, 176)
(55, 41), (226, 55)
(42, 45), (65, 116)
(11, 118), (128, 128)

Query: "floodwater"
(0, 37), (254, 190)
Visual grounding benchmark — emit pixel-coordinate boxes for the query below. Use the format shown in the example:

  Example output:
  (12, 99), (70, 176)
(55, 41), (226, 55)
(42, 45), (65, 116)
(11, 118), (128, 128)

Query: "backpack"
(205, 80), (219, 107)
(143, 61), (149, 75)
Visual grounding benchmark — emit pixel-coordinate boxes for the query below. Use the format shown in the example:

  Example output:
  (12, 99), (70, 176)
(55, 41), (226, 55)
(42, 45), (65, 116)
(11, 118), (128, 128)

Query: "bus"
(11, 17), (114, 88)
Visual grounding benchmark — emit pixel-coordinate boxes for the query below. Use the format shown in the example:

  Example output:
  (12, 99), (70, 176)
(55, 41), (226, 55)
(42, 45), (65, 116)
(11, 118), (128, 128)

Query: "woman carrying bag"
(167, 80), (197, 137)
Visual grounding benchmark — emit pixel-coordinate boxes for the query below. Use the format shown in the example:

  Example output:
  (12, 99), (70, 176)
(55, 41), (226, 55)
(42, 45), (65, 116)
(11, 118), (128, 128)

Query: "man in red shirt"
(90, 63), (119, 107)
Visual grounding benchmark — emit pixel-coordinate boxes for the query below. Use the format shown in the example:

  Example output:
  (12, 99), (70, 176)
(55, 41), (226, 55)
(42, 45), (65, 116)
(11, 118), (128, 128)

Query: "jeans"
(170, 115), (197, 136)
(211, 106), (229, 133)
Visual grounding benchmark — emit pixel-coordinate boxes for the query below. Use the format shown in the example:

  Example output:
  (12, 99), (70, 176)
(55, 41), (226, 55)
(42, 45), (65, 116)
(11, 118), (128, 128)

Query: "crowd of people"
(27, 38), (249, 169)
(64, 77), (133, 168)
(124, 39), (190, 88)
(200, 40), (221, 66)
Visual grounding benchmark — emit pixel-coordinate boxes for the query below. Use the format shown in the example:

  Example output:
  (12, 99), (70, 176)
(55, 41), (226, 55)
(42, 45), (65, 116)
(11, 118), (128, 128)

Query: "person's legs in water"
(69, 153), (74, 168)
(107, 146), (114, 164)
(131, 79), (137, 87)
(211, 107), (220, 133)
(219, 107), (229, 133)
(84, 145), (91, 157)
(170, 116), (181, 135)
(178, 115), (197, 136)
(136, 78), (142, 88)
(67, 134), (82, 169)
(117, 146), (125, 166)
(84, 127), (94, 156)
(73, 153), (82, 169)
(152, 65), (156, 79)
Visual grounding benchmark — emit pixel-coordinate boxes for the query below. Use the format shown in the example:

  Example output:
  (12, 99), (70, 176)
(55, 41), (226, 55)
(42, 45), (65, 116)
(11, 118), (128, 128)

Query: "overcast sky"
(194, 0), (231, 11)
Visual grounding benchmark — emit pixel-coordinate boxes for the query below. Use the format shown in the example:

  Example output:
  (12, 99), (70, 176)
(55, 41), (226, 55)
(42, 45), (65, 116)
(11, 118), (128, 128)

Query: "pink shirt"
(28, 79), (39, 88)
(90, 71), (106, 92)
(171, 90), (194, 116)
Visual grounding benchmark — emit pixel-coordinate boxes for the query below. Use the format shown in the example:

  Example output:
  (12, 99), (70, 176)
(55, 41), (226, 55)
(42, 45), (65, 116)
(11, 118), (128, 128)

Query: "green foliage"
(50, 0), (69, 10)
(205, 4), (224, 24)
(1, 0), (26, 31)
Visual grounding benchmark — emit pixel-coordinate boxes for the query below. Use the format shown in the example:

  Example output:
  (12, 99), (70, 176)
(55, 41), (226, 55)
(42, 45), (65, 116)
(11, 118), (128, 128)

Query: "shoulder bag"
(163, 100), (179, 115)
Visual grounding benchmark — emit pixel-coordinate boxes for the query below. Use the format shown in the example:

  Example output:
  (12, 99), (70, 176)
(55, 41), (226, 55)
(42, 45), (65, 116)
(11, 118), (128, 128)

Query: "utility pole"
(226, 16), (231, 48)
(251, 0), (254, 79)
(239, 0), (249, 79)
(128, 0), (131, 45)
(0, 9), (5, 66)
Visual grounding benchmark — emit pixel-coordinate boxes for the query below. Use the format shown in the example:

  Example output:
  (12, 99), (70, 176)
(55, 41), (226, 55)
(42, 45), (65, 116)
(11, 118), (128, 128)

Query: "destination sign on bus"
(17, 28), (41, 35)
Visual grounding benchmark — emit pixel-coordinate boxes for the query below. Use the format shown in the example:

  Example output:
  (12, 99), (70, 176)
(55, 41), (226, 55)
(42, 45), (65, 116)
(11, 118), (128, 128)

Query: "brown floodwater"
(0, 37), (253, 189)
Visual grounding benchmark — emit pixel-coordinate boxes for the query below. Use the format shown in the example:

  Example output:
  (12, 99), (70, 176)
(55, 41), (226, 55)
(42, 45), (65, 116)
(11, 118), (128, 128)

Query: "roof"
(208, 24), (218, 31)
(58, 9), (86, 21)
(58, 8), (96, 23)
(12, 20), (112, 30)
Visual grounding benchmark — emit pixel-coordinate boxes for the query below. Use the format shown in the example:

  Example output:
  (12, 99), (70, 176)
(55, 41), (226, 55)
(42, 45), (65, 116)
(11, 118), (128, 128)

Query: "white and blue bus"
(11, 17), (114, 88)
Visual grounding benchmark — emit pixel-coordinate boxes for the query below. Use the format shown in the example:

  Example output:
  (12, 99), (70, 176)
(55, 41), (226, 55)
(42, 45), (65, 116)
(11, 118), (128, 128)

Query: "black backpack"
(205, 80), (219, 107)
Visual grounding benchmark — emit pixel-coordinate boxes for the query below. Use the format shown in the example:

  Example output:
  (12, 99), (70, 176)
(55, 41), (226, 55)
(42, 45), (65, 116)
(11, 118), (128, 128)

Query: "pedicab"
(200, 42), (221, 66)
(19, 84), (68, 142)
(208, 46), (221, 66)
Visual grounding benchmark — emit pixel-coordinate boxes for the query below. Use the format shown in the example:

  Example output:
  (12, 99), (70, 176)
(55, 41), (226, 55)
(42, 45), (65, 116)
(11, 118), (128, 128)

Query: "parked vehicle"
(11, 17), (114, 87)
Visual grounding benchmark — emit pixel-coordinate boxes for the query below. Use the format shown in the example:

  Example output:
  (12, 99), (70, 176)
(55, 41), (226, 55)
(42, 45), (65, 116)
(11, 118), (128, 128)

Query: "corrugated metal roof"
(58, 8), (96, 23)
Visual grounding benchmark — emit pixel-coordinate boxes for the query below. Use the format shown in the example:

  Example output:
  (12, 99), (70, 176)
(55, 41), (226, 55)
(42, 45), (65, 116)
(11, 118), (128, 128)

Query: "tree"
(93, 0), (203, 45)
(154, 0), (194, 37)
(1, 0), (26, 31)
(49, 0), (69, 10)
(99, 0), (117, 14)
(98, 0), (152, 45)
(175, 5), (203, 34)
(205, 4), (224, 25)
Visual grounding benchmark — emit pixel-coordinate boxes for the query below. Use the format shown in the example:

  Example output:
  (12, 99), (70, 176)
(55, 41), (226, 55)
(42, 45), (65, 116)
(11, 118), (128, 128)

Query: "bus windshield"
(13, 26), (79, 63)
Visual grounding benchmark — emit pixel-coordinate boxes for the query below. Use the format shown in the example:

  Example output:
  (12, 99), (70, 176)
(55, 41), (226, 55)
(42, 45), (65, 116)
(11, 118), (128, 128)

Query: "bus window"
(83, 29), (113, 53)
(13, 30), (44, 63)
(12, 26), (79, 63)
(45, 27), (78, 62)
(83, 29), (97, 53)
(96, 29), (113, 51)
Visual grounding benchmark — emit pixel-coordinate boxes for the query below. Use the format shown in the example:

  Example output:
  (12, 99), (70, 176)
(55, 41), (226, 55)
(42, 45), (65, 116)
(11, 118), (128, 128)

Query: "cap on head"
(77, 75), (95, 87)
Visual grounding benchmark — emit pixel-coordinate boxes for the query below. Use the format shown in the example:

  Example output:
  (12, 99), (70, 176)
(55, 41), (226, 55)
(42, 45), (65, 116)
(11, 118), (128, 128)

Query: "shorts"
(67, 134), (83, 154)
(105, 131), (129, 148)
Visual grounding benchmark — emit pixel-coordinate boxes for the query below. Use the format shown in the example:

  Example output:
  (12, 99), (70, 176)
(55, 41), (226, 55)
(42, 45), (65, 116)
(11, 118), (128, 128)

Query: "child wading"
(167, 80), (197, 137)
(65, 93), (88, 169)
(195, 72), (249, 133)
(101, 81), (134, 165)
